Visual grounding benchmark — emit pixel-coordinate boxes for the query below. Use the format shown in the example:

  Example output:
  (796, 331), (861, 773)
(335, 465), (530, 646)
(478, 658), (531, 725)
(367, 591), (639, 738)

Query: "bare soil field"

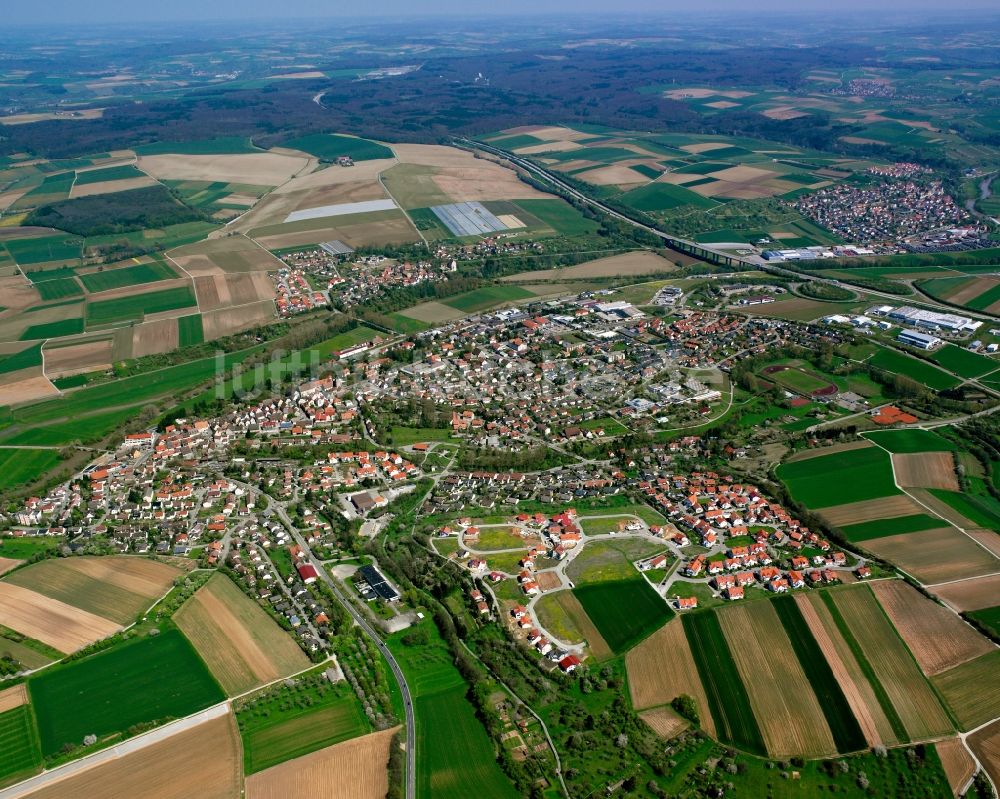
(831, 585), (953, 741)
(866, 528), (1000, 585)
(22, 712), (242, 799)
(762, 106), (812, 120)
(84, 277), (189, 303)
(0, 557), (22, 577)
(535, 571), (561, 591)
(132, 317), (179, 358)
(797, 593), (898, 746)
(936, 737), (975, 798)
(680, 142), (733, 153)
(0, 370), (58, 406)
(174, 573), (309, 695)
(933, 651), (1000, 730)
(893, 452), (959, 491)
(719, 601), (836, 757)
(0, 683), (28, 713)
(397, 301), (467, 324)
(252, 214), (417, 251)
(202, 300), (275, 340)
(0, 581), (119, 653)
(61, 556), (180, 599)
(817, 494), (924, 527)
(870, 580), (993, 676)
(970, 720), (1000, 791)
(506, 125), (591, 142)
(69, 176), (156, 199)
(513, 140), (583, 155)
(138, 152), (309, 186)
(502, 251), (677, 283)
(934, 573), (1000, 611)
(948, 277), (1000, 306)
(626, 618), (716, 737)
(785, 440), (875, 463)
(292, 180), (388, 210)
(638, 706), (689, 739)
(0, 277), (42, 309)
(194, 273), (273, 312)
(573, 164), (647, 187)
(245, 726), (397, 799)
(43, 338), (113, 379)
(170, 237), (281, 276)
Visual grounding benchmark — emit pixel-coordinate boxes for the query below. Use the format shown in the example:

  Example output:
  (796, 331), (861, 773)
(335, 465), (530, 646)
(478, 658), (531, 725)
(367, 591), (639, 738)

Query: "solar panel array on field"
(431, 202), (508, 236)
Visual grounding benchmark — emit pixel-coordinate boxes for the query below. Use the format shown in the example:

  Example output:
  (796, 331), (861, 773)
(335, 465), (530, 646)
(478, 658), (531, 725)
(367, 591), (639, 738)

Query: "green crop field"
(0, 343), (43, 376)
(772, 595), (866, 754)
(78, 261), (177, 293)
(4, 407), (142, 448)
(838, 513), (946, 542)
(18, 318), (83, 340)
(86, 285), (197, 326)
(23, 266), (76, 284)
(443, 285), (534, 313)
(73, 165), (145, 185)
(969, 605), (1000, 638)
(133, 137), (259, 156)
(284, 133), (393, 162)
(928, 489), (1000, 530)
(511, 199), (599, 236)
(929, 344), (998, 379)
(863, 429), (957, 453)
(0, 706), (41, 788)
(485, 133), (546, 150)
(617, 182), (718, 212)
(415, 686), (519, 799)
(29, 628), (224, 756)
(177, 313), (204, 346)
(241, 685), (370, 774)
(868, 348), (959, 390)
(967, 283), (1000, 310)
(0, 536), (59, 560)
(5, 235), (82, 266)
(33, 277), (83, 301)
(777, 447), (899, 508)
(572, 579), (673, 654)
(682, 611), (765, 756)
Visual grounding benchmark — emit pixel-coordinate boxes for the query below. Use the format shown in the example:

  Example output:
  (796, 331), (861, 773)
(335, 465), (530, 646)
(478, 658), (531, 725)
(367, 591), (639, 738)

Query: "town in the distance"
(0, 6), (999, 799)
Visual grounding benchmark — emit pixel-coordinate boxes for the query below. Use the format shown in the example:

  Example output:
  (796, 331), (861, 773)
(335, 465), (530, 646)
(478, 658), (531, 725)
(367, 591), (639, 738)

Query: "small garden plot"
(0, 704), (41, 788)
(777, 446), (899, 508)
(572, 578), (673, 654)
(28, 628), (225, 756)
(78, 260), (177, 293)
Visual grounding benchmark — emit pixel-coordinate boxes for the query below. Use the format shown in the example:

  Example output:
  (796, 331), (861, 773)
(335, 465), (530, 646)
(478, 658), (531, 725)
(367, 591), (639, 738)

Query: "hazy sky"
(8, 0), (1000, 25)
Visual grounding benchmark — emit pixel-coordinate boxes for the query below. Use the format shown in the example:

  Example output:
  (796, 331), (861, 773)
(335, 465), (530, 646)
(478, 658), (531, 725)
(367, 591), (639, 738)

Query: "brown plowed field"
(23, 712), (242, 799)
(43, 338), (113, 378)
(69, 176), (156, 199)
(202, 300), (275, 341)
(968, 719), (1000, 792)
(967, 529), (1000, 558)
(934, 574), (1000, 611)
(132, 317), (179, 358)
(831, 585), (953, 741)
(866, 528), (1000, 585)
(502, 251), (676, 282)
(719, 601), (836, 758)
(796, 593), (896, 746)
(245, 726), (398, 799)
(174, 574), (309, 695)
(893, 452), (959, 490)
(639, 706), (689, 739)
(871, 580), (993, 676)
(0, 582), (119, 653)
(535, 571), (561, 591)
(936, 737), (976, 798)
(0, 557), (21, 577)
(0, 683), (27, 713)
(817, 494), (923, 527)
(0, 370), (58, 406)
(933, 651), (1000, 731)
(139, 152), (308, 185)
(626, 618), (716, 737)
(60, 556), (180, 598)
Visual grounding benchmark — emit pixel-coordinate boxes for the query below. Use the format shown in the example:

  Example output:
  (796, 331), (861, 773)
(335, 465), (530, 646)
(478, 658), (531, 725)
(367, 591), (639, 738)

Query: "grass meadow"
(573, 579), (673, 653)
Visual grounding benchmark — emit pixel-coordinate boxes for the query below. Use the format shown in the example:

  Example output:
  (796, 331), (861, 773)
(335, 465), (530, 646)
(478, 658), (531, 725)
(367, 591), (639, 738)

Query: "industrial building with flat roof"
(877, 305), (982, 333)
(897, 329), (943, 350)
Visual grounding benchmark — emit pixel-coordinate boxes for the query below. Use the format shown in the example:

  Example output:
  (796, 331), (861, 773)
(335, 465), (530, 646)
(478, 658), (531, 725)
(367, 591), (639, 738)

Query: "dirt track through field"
(870, 580), (993, 676)
(245, 726), (398, 799)
(0, 582), (119, 653)
(626, 618), (716, 737)
(893, 452), (959, 491)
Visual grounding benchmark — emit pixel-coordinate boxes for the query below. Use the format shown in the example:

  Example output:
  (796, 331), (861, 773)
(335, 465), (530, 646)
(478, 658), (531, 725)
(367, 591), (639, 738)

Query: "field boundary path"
(0, 703), (230, 799)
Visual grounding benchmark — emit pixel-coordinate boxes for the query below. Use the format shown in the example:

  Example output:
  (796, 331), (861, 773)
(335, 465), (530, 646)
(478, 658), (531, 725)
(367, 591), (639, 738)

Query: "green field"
(33, 277), (83, 301)
(24, 266), (76, 284)
(0, 706), (41, 788)
(86, 285), (197, 326)
(389, 427), (453, 445)
(928, 343), (998, 379)
(442, 285), (534, 313)
(969, 605), (1000, 638)
(314, 326), (383, 357)
(572, 579), (673, 653)
(763, 366), (834, 395)
(18, 318), (83, 341)
(928, 489), (1000, 530)
(133, 137), (259, 156)
(73, 165), (145, 185)
(511, 198), (599, 236)
(967, 282), (1000, 310)
(838, 513), (946, 542)
(284, 133), (393, 162)
(0, 343), (43, 375)
(777, 447), (900, 508)
(682, 611), (765, 756)
(240, 684), (370, 774)
(0, 536), (59, 560)
(4, 407), (142, 447)
(5, 235), (82, 266)
(868, 348), (959, 390)
(0, 449), (60, 489)
(177, 313), (204, 346)
(863, 429), (957, 453)
(772, 595), (866, 754)
(77, 261), (177, 293)
(29, 628), (224, 756)
(484, 133), (547, 150)
(617, 182), (718, 212)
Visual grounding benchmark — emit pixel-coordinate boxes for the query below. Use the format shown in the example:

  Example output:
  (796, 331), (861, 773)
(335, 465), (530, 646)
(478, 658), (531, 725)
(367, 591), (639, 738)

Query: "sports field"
(28, 628), (225, 756)
(777, 446), (899, 508)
